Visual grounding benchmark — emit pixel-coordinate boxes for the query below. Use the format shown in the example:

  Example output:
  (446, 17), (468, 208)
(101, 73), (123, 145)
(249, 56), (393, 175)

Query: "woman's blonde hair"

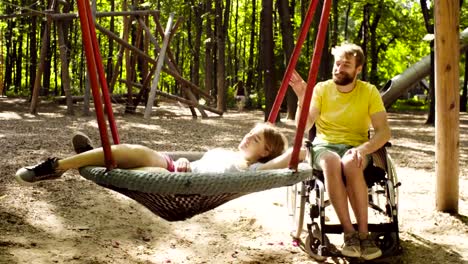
(256, 123), (288, 163)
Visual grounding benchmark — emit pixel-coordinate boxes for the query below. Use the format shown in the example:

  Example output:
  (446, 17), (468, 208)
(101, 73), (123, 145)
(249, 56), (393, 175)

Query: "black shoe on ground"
(15, 158), (64, 185)
(72, 132), (94, 154)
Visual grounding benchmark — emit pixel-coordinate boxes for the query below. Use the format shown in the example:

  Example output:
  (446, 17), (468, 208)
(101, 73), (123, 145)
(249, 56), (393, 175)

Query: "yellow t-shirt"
(311, 80), (385, 146)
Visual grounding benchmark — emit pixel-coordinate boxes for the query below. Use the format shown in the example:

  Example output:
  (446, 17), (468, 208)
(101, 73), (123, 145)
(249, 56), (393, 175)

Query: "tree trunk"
(315, 0), (332, 82)
(30, 17), (52, 114)
(427, 42), (435, 124)
(369, 3), (382, 85)
(194, 4), (203, 87)
(261, 0), (276, 121)
(43, 19), (52, 96)
(462, 49), (468, 112)
(204, 0), (214, 98)
(125, 20), (144, 114)
(0, 30), (4, 96)
(233, 0), (239, 86)
(14, 33), (23, 91)
(215, 0), (230, 112)
(344, 3), (351, 41)
(109, 15), (131, 93)
(4, 20), (14, 94)
(331, 0), (339, 46)
(420, 0), (435, 125)
(83, 71), (91, 116)
(360, 4), (370, 81)
(277, 0), (297, 120)
(245, 0), (256, 108)
(106, 0), (115, 84)
(57, 21), (74, 115)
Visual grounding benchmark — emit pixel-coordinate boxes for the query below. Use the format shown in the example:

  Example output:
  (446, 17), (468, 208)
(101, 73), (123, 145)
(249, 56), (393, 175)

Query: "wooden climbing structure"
(1, 1), (219, 118)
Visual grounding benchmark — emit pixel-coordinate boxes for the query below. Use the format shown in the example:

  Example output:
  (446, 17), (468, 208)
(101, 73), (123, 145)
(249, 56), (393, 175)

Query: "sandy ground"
(0, 97), (467, 264)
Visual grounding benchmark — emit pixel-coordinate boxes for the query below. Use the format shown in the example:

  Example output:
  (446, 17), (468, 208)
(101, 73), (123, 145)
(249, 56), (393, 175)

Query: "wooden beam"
(30, 9), (53, 114)
(434, 0), (459, 213)
(144, 13), (174, 119)
(123, 81), (223, 116)
(95, 23), (213, 100)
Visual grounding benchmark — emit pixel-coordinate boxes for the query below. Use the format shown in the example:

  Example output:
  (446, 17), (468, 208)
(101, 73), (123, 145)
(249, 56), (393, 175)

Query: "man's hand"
(174, 158), (191, 172)
(289, 70), (307, 100)
(345, 148), (365, 168)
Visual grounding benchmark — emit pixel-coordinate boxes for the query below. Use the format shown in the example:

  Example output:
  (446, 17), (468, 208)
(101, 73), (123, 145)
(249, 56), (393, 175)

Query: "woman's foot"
(15, 158), (64, 185)
(72, 132), (94, 154)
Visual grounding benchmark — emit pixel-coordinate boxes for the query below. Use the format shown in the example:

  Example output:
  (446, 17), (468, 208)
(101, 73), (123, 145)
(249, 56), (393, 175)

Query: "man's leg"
(342, 154), (382, 260)
(320, 152), (360, 258)
(341, 153), (369, 233)
(321, 152), (354, 232)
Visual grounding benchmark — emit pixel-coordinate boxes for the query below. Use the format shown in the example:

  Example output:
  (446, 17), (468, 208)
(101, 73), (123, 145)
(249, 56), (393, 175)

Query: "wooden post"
(151, 15), (208, 118)
(109, 15), (131, 93)
(144, 13), (174, 119)
(30, 15), (52, 114)
(57, 21), (74, 115)
(434, 0), (459, 212)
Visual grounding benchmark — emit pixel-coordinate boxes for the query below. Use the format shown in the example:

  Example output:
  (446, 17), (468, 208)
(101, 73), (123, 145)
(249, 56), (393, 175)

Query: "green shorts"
(311, 143), (371, 170)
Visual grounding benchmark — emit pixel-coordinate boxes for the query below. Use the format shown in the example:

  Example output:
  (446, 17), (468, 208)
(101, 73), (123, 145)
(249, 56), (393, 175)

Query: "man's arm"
(289, 70), (320, 132)
(356, 111), (391, 156)
(295, 104), (320, 133)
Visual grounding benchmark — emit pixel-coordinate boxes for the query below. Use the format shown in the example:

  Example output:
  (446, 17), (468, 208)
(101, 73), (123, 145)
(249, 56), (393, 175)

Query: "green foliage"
(0, 0), (466, 110)
(226, 85), (238, 108)
(390, 98), (429, 112)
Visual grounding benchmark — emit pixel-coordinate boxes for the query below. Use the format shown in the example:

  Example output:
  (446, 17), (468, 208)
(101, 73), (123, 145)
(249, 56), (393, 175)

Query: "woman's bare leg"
(57, 144), (168, 171)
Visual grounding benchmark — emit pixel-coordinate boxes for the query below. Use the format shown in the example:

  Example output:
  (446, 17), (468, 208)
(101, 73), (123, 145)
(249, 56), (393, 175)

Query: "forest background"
(0, 0), (467, 119)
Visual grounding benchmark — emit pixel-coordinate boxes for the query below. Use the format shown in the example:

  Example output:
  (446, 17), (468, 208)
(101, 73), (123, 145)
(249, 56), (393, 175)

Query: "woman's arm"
(254, 147), (307, 170)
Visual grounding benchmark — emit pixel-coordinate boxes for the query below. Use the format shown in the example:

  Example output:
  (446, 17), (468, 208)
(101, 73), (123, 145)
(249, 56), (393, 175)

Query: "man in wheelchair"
(289, 43), (391, 260)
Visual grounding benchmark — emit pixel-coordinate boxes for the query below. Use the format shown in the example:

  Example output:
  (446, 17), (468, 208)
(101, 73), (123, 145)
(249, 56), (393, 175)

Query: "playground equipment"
(381, 27), (468, 108)
(76, 0), (324, 221)
(75, 0), (403, 260)
(0, 1), (216, 117)
(72, 0), (332, 217)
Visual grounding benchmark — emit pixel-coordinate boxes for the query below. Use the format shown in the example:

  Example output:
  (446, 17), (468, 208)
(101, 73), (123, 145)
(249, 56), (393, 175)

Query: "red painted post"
(82, 0), (120, 145)
(288, 0), (332, 170)
(267, 0), (319, 123)
(76, 0), (116, 169)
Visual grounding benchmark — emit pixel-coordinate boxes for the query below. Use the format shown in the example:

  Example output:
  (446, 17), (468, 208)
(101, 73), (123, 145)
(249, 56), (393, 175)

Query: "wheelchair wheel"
(304, 223), (328, 261)
(286, 182), (307, 241)
(370, 232), (402, 258)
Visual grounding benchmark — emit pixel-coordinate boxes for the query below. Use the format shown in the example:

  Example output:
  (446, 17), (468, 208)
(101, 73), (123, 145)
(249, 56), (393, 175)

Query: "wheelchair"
(287, 136), (402, 260)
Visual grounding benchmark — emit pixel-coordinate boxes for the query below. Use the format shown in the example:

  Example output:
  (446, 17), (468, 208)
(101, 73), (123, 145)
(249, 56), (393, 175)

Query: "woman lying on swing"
(16, 123), (307, 184)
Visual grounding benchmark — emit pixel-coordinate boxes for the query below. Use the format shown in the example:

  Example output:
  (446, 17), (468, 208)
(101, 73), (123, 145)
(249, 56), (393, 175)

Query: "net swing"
(76, 0), (331, 221)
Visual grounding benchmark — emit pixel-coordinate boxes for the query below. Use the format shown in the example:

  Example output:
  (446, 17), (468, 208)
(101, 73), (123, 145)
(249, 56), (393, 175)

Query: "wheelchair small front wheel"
(303, 223), (331, 261)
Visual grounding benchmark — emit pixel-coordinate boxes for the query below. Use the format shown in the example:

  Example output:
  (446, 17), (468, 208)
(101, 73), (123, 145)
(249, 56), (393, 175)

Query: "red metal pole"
(267, 0), (319, 123)
(82, 0), (120, 145)
(289, 0), (332, 170)
(76, 0), (115, 169)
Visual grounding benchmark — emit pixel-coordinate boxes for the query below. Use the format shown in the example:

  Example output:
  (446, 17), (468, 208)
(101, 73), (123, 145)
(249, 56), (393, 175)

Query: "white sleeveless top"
(190, 149), (261, 173)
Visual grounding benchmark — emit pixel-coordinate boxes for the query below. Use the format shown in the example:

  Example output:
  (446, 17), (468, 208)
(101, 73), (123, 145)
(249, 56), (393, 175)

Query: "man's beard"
(333, 71), (355, 86)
